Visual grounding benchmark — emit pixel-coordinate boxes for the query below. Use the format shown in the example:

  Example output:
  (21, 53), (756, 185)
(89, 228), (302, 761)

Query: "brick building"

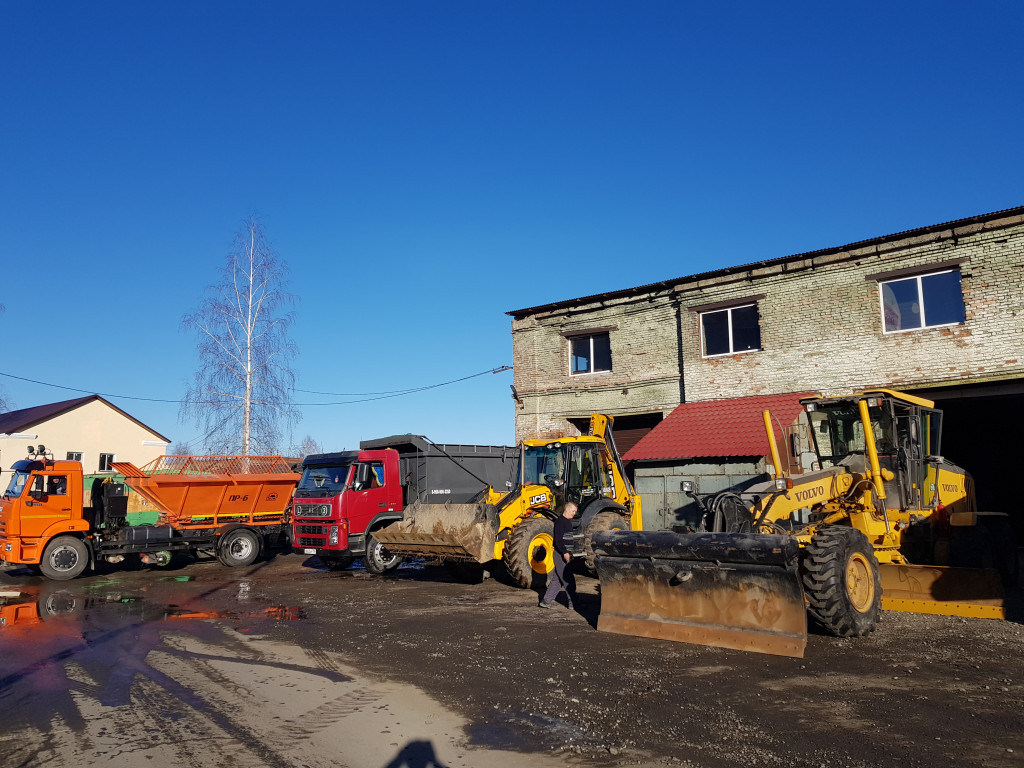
(507, 206), (1024, 520)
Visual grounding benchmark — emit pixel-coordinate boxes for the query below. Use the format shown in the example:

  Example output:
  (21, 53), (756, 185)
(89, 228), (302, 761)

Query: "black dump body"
(358, 435), (515, 505)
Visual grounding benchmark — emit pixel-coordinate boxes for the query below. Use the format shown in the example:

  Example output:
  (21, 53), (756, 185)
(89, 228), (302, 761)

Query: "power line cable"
(0, 366), (512, 408)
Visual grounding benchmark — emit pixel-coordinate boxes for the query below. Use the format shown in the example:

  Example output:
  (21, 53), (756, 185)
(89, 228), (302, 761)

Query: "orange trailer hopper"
(110, 455), (299, 530)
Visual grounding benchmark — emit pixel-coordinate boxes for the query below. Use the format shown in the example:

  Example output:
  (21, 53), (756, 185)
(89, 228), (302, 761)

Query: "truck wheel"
(39, 536), (89, 581)
(218, 529), (260, 567)
(322, 554), (356, 571)
(583, 510), (629, 573)
(801, 527), (882, 637)
(502, 516), (555, 589)
(364, 536), (402, 575)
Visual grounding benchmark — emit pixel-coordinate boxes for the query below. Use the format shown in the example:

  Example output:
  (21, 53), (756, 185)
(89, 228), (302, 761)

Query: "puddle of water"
(0, 582), (305, 633)
(466, 709), (598, 751)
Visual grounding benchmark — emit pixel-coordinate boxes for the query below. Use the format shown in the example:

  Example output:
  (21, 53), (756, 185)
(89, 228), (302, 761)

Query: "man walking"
(540, 502), (578, 609)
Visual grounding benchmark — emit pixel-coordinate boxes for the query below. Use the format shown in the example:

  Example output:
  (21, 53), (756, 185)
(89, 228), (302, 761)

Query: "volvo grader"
(372, 413), (642, 587)
(594, 389), (1017, 657)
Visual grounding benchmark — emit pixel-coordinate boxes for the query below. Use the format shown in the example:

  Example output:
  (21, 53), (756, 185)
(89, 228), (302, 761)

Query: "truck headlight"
(329, 525), (339, 546)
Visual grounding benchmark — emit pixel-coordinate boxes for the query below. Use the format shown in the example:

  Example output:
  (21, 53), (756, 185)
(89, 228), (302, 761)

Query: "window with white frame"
(879, 269), (965, 333)
(570, 332), (612, 375)
(99, 453), (115, 472)
(66, 452), (83, 462)
(700, 303), (762, 357)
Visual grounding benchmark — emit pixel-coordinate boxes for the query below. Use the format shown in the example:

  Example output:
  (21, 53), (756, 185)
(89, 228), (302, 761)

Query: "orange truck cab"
(0, 456), (297, 580)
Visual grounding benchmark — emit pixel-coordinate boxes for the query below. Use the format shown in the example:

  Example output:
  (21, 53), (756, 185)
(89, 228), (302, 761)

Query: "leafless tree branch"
(180, 215), (298, 454)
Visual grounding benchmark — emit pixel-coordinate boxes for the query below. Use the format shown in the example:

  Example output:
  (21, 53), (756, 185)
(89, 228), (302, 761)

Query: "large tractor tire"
(801, 527), (882, 637)
(502, 516), (555, 589)
(364, 535), (402, 575)
(39, 536), (89, 581)
(583, 509), (629, 573)
(218, 528), (260, 567)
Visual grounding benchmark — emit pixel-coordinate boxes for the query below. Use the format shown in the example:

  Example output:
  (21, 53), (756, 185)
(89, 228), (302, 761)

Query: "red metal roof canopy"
(624, 392), (813, 462)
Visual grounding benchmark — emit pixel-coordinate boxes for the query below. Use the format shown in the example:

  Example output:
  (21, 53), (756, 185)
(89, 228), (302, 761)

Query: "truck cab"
(291, 449), (404, 573)
(1, 460), (90, 568)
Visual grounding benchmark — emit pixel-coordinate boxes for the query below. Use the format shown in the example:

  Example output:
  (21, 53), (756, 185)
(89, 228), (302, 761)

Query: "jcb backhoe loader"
(372, 414), (642, 587)
(594, 390), (1016, 657)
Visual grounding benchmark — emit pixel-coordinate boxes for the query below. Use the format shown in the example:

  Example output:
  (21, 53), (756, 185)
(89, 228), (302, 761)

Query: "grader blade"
(369, 502), (500, 563)
(878, 563), (1005, 619)
(594, 531), (807, 658)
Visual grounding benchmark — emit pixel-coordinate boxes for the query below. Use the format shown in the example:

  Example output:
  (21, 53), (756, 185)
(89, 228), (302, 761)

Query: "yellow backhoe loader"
(372, 414), (642, 587)
(594, 390), (1017, 657)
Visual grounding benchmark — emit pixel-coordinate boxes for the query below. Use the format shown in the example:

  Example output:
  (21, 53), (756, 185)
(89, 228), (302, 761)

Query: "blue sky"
(1, 1), (1021, 452)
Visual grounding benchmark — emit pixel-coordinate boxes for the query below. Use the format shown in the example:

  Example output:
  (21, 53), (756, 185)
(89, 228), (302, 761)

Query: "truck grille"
(297, 537), (325, 547)
(293, 503), (331, 517)
(296, 525), (328, 536)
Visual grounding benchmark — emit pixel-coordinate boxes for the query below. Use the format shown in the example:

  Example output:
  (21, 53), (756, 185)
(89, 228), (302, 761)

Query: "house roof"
(507, 205), (1024, 318)
(623, 392), (813, 462)
(0, 395), (171, 443)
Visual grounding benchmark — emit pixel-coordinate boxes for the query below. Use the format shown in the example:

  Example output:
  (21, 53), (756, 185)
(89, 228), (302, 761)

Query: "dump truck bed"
(110, 456), (299, 530)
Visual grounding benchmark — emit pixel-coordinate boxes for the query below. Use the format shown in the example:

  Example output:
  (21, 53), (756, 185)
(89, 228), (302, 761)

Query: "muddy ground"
(1, 552), (1022, 768)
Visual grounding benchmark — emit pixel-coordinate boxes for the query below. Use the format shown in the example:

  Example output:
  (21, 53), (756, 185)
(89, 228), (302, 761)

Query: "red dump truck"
(0, 454), (298, 580)
(291, 435), (513, 573)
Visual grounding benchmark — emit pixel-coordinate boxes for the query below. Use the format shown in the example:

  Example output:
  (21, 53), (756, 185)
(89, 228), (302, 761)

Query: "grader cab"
(594, 390), (1016, 657)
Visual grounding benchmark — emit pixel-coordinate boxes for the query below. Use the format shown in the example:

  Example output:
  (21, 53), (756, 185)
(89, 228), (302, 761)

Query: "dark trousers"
(543, 554), (577, 605)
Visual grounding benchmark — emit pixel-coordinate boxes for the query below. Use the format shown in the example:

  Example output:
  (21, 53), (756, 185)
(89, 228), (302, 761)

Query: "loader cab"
(511, 440), (608, 513)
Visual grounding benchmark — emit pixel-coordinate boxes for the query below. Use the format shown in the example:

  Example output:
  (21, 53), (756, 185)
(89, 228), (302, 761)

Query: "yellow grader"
(372, 414), (642, 587)
(594, 390), (1017, 657)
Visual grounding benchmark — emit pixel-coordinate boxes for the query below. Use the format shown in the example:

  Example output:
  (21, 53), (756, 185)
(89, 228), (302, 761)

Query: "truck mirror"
(30, 489), (47, 501)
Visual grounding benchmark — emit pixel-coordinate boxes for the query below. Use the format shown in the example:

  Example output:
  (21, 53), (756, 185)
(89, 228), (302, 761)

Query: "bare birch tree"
(181, 216), (298, 455)
(293, 434), (323, 458)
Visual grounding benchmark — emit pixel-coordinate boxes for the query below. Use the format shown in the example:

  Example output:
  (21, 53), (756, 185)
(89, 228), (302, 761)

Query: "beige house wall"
(0, 399), (169, 487)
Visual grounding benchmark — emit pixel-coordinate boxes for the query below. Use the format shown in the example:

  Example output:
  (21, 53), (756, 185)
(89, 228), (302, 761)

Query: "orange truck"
(0, 454), (298, 580)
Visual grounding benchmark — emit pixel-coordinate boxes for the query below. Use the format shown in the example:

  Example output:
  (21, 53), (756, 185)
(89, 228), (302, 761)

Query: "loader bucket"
(594, 530), (807, 658)
(369, 502), (500, 563)
(878, 563), (1005, 619)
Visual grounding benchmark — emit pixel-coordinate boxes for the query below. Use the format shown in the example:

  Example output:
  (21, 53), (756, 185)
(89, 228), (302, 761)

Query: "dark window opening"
(701, 304), (761, 356)
(570, 333), (612, 375)
(881, 269), (965, 332)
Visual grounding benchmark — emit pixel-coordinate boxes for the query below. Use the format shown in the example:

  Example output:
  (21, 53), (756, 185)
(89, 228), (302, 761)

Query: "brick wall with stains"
(509, 210), (1024, 443)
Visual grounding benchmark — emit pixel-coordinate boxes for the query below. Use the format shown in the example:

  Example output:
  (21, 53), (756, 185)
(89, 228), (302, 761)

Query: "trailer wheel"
(801, 527), (882, 637)
(364, 535), (402, 575)
(502, 516), (555, 589)
(218, 529), (260, 567)
(583, 510), (629, 573)
(39, 536), (89, 581)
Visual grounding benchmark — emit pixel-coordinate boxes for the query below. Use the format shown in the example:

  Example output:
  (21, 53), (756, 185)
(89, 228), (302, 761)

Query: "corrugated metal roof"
(623, 392), (813, 462)
(507, 205), (1024, 318)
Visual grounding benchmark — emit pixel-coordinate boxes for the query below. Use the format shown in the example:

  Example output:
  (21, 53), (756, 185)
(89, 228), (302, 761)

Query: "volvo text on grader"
(373, 413), (642, 586)
(594, 390), (1017, 657)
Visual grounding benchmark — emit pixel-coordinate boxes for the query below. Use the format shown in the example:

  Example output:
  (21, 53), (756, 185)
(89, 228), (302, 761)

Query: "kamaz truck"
(0, 452), (298, 580)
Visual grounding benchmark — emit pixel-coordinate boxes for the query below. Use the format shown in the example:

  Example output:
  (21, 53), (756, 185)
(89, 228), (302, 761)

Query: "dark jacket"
(553, 514), (574, 556)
